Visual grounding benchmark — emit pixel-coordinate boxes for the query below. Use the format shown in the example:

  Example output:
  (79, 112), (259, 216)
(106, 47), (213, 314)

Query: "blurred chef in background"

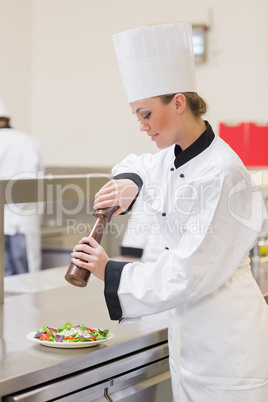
(0, 95), (44, 275)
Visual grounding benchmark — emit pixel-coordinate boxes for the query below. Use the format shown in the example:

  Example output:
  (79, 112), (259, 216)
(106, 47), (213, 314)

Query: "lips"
(150, 133), (159, 141)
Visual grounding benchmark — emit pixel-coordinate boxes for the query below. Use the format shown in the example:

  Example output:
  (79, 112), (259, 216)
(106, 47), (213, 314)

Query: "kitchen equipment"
(65, 206), (118, 287)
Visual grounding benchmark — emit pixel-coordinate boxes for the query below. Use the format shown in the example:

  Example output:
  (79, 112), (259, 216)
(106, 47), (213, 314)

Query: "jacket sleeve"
(112, 151), (166, 188)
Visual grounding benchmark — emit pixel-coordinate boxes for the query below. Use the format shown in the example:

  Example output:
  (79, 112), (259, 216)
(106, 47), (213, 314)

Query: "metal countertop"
(0, 274), (168, 399)
(1, 260), (268, 399)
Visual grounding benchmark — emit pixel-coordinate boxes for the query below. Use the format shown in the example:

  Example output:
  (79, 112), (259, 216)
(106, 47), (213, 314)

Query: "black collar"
(174, 121), (215, 169)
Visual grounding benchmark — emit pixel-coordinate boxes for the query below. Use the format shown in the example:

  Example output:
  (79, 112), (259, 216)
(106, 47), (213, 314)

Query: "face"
(130, 96), (182, 149)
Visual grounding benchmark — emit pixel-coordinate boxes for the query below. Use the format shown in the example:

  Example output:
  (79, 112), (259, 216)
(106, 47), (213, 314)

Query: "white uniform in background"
(0, 96), (44, 273)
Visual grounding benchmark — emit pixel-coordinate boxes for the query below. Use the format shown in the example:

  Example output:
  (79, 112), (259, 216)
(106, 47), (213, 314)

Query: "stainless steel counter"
(1, 261), (268, 401)
(4, 267), (70, 295)
(0, 273), (169, 400)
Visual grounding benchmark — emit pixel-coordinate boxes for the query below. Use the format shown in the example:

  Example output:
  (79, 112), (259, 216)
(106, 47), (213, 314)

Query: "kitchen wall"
(0, 0), (268, 183)
(0, 0), (32, 131)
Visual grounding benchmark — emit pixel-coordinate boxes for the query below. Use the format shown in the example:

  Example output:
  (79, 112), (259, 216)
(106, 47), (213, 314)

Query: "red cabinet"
(219, 122), (268, 167)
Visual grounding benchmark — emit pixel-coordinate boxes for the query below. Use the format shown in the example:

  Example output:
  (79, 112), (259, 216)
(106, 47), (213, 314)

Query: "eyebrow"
(134, 107), (146, 114)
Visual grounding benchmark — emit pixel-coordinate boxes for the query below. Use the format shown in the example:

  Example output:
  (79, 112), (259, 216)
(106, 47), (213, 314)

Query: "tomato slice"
(87, 336), (97, 341)
(65, 336), (76, 340)
(40, 333), (51, 341)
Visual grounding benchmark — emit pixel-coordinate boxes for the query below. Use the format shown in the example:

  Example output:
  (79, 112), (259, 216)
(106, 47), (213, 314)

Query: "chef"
(0, 95), (44, 274)
(71, 23), (268, 401)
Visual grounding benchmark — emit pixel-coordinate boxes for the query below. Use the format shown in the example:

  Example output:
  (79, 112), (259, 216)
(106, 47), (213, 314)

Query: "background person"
(0, 95), (44, 275)
(71, 24), (268, 401)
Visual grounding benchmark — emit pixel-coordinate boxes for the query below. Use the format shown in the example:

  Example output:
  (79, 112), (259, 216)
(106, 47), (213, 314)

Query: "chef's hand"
(71, 237), (109, 281)
(94, 179), (139, 216)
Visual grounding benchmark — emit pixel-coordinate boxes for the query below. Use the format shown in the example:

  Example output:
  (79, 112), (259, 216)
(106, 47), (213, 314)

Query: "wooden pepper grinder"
(65, 206), (118, 287)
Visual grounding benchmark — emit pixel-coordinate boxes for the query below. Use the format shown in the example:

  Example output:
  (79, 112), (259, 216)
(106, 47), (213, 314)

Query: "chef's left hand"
(71, 237), (109, 281)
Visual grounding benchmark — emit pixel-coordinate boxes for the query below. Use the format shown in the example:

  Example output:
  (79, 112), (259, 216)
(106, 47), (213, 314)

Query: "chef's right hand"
(94, 179), (139, 216)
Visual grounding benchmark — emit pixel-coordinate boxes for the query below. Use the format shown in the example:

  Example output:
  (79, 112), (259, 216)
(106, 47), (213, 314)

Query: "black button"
(162, 212), (166, 217)
(170, 167), (174, 171)
(165, 247), (169, 250)
(180, 173), (185, 178)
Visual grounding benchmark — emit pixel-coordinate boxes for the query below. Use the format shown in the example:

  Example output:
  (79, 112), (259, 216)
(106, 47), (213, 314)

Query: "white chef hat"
(112, 23), (197, 103)
(0, 95), (9, 118)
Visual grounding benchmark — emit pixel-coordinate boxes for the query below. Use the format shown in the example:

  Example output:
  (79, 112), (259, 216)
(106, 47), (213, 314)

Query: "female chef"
(71, 24), (268, 401)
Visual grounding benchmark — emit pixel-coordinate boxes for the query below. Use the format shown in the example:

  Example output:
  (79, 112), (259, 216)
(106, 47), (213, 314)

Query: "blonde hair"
(158, 92), (207, 118)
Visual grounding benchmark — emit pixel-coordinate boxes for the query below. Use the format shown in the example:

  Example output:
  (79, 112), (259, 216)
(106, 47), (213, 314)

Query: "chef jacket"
(0, 127), (44, 272)
(104, 122), (268, 401)
(121, 196), (164, 261)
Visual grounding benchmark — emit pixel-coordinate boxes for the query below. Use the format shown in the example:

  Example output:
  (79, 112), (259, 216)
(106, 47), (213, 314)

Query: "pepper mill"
(65, 206), (118, 287)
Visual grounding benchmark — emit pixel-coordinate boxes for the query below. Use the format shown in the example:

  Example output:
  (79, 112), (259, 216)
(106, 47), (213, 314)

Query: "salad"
(34, 322), (110, 343)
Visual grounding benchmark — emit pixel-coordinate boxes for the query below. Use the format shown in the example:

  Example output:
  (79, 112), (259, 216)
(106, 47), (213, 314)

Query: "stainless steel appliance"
(3, 343), (171, 401)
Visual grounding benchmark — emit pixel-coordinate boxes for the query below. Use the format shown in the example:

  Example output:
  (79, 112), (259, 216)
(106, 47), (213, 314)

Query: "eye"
(143, 112), (151, 119)
(135, 112), (151, 123)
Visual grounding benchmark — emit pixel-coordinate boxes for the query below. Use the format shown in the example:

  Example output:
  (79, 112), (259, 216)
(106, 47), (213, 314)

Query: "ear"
(173, 93), (186, 115)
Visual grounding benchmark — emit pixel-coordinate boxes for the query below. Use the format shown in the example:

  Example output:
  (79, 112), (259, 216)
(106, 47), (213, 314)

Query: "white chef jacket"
(121, 196), (165, 261)
(0, 127), (44, 272)
(104, 122), (268, 401)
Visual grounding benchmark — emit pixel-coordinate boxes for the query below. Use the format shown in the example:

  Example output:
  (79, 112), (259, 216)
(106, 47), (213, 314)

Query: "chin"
(156, 143), (169, 150)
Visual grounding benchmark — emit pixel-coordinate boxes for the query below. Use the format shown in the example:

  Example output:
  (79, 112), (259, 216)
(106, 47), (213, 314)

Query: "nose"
(139, 119), (150, 132)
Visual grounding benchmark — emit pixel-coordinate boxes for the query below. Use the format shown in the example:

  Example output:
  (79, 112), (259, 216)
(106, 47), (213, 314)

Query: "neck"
(177, 117), (206, 151)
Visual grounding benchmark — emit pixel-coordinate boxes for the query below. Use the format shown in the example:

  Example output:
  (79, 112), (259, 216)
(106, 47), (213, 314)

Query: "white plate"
(26, 331), (114, 349)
